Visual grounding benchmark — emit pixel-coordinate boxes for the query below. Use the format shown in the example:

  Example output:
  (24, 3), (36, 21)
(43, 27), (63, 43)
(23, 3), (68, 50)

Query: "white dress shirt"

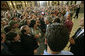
(77, 29), (84, 38)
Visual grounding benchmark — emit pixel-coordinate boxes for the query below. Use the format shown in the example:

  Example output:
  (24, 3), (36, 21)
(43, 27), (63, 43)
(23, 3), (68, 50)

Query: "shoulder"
(61, 51), (73, 55)
(79, 33), (84, 40)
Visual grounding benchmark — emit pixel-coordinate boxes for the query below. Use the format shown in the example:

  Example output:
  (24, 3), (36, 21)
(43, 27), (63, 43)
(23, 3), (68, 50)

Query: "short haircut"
(46, 24), (69, 52)
(53, 18), (60, 23)
(1, 32), (5, 41)
(4, 25), (12, 33)
(20, 25), (28, 34)
(6, 32), (17, 41)
(29, 20), (36, 28)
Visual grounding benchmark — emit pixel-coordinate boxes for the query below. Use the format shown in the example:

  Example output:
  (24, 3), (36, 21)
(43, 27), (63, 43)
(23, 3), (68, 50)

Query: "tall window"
(40, 1), (47, 6)
(75, 1), (76, 4)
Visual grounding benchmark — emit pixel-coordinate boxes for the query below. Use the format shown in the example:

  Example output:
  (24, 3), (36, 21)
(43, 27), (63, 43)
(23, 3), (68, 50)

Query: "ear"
(45, 38), (47, 45)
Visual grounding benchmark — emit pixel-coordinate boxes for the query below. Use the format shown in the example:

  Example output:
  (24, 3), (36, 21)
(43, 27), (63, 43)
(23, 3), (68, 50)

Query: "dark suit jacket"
(70, 27), (84, 55)
(20, 34), (39, 55)
(76, 6), (80, 14)
(5, 41), (24, 55)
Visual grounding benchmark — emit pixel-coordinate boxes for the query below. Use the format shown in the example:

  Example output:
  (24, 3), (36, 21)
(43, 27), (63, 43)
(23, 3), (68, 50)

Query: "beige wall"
(6, 1), (82, 10)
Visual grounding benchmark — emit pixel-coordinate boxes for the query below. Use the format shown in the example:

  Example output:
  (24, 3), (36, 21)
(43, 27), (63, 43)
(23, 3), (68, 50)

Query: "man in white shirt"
(43, 24), (73, 55)
(64, 7), (71, 19)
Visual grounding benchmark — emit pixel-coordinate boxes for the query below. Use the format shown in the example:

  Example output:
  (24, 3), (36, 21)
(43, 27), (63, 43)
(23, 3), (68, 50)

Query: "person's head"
(7, 10), (10, 13)
(66, 7), (70, 11)
(39, 15), (43, 18)
(20, 25), (30, 35)
(6, 32), (20, 42)
(1, 20), (7, 26)
(1, 32), (6, 43)
(26, 20), (31, 26)
(25, 12), (28, 17)
(8, 20), (19, 28)
(45, 17), (52, 24)
(29, 20), (36, 28)
(67, 13), (71, 19)
(14, 9), (17, 13)
(4, 25), (12, 33)
(79, 17), (84, 28)
(20, 16), (24, 20)
(45, 24), (69, 52)
(53, 18), (60, 23)
(11, 17), (18, 21)
(36, 19), (40, 26)
(45, 19), (49, 25)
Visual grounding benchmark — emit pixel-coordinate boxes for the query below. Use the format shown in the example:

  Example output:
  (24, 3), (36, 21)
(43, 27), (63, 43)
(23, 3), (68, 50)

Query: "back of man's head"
(46, 24), (69, 52)
(20, 25), (27, 34)
(4, 25), (12, 33)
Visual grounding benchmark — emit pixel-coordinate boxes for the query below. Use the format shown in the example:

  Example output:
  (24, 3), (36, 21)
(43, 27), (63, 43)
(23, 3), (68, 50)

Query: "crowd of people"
(1, 4), (84, 55)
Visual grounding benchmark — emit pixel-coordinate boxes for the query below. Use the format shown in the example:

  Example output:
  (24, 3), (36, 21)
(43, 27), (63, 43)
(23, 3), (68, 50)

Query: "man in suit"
(73, 5), (80, 19)
(20, 25), (39, 55)
(69, 17), (84, 55)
